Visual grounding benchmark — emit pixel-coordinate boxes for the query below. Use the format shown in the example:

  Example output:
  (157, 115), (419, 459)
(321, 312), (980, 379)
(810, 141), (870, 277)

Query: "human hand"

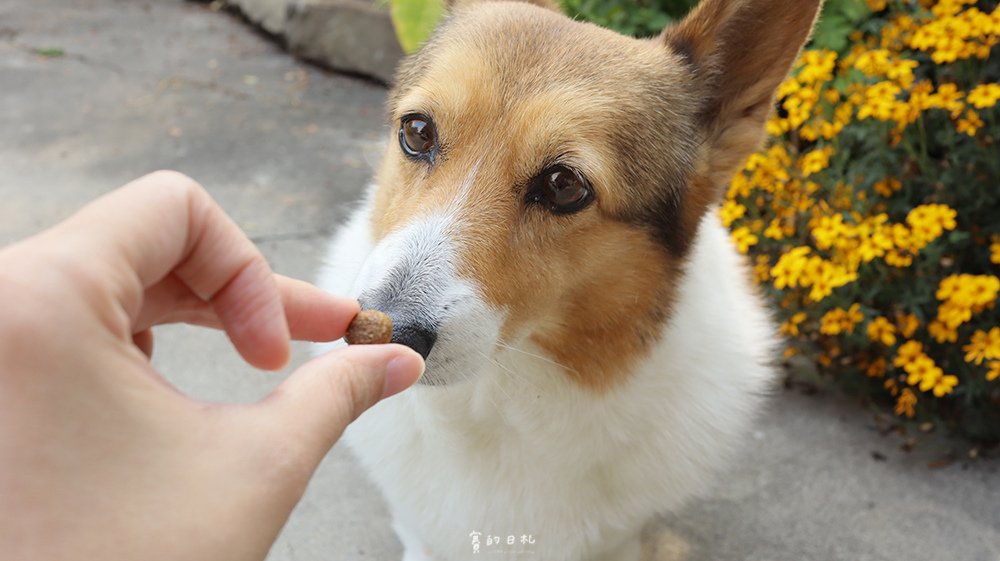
(0, 171), (423, 561)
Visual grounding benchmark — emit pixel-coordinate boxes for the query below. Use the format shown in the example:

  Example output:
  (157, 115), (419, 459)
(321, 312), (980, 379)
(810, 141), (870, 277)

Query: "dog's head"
(352, 0), (822, 388)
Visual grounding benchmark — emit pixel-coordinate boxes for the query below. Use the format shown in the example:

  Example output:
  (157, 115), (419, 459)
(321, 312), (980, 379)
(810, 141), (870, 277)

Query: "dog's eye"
(399, 114), (437, 161)
(527, 165), (593, 214)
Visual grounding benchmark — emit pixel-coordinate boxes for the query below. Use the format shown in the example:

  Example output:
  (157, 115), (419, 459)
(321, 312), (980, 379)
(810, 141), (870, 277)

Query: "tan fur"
(369, 0), (821, 392)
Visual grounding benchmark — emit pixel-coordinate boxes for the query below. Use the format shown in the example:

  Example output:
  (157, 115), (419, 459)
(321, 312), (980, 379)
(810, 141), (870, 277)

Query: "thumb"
(260, 344), (423, 463)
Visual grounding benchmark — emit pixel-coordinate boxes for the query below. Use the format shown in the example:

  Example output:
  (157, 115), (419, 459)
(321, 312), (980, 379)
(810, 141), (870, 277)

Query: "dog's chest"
(341, 372), (656, 560)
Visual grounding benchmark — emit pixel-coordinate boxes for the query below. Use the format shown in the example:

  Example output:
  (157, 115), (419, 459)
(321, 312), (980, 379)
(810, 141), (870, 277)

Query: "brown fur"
(369, 0), (821, 391)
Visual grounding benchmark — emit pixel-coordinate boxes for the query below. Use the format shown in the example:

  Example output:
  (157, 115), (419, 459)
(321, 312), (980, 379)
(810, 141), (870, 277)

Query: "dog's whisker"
(476, 349), (517, 393)
(484, 351), (530, 387)
(494, 340), (580, 375)
(473, 350), (517, 426)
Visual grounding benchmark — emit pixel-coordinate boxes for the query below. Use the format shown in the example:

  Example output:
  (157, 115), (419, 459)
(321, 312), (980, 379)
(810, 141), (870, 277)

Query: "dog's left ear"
(445, 0), (561, 12)
(662, 0), (823, 193)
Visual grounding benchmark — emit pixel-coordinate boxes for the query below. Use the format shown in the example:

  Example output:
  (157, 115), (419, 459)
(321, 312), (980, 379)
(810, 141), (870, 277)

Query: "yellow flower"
(905, 355), (936, 386)
(778, 82), (822, 128)
(846, 303), (863, 325)
(873, 177), (902, 198)
(796, 50), (838, 85)
(880, 14), (917, 50)
(798, 146), (835, 176)
(909, 5), (997, 64)
(932, 374), (959, 397)
(991, 241), (1000, 265)
(771, 246), (812, 290)
(867, 357), (887, 378)
(753, 255), (771, 283)
(956, 109), (984, 136)
(854, 49), (919, 88)
(897, 313), (920, 338)
(935, 275), (1000, 330)
(820, 310), (845, 335)
(885, 378), (899, 397)
(906, 204), (958, 248)
(967, 83), (1000, 109)
(730, 227), (759, 254)
(818, 351), (832, 367)
(918, 365), (943, 392)
(854, 48), (891, 76)
(764, 219), (785, 240)
(719, 200), (747, 228)
(781, 312), (808, 336)
(820, 305), (864, 335)
(885, 249), (914, 268)
(899, 349), (952, 396)
(811, 213), (847, 250)
(928, 319), (958, 343)
(935, 303), (972, 331)
(925, 83), (966, 118)
(867, 317), (897, 346)
(987, 361), (1000, 382)
(806, 261), (858, 302)
(895, 388), (917, 418)
(963, 327), (1000, 365)
(866, 0), (887, 12)
(894, 340), (924, 368)
(857, 81), (904, 121)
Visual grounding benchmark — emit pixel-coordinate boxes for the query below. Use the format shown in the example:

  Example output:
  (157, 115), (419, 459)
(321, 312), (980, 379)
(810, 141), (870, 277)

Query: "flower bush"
(723, 0), (1000, 441)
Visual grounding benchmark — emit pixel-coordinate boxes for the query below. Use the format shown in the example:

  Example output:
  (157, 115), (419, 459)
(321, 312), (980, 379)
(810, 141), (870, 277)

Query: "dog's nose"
(391, 322), (437, 360)
(357, 295), (437, 360)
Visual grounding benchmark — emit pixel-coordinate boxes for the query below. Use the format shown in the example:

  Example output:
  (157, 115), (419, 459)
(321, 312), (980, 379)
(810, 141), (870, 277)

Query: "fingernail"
(381, 350), (425, 399)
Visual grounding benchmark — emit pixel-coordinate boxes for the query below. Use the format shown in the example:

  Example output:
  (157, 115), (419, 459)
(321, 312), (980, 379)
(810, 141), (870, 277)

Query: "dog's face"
(352, 0), (821, 388)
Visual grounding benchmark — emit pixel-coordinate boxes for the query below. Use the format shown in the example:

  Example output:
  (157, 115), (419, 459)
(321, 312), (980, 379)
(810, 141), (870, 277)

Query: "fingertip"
(253, 342), (292, 371)
(341, 295), (361, 318)
(324, 293), (360, 334)
(380, 345), (425, 399)
(228, 322), (290, 370)
(275, 276), (360, 342)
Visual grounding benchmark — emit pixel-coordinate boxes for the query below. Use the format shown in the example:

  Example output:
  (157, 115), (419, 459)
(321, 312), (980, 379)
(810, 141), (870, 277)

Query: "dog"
(315, 0), (822, 559)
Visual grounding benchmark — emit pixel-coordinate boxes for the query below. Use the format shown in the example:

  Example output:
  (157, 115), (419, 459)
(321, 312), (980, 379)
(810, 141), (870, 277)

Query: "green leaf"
(837, 0), (870, 22)
(811, 11), (852, 52)
(389, 0), (445, 54)
(810, 0), (872, 52)
(32, 47), (65, 58)
(947, 231), (970, 243)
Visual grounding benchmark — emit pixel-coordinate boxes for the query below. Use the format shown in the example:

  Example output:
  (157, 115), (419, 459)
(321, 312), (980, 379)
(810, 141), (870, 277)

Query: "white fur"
(316, 187), (776, 561)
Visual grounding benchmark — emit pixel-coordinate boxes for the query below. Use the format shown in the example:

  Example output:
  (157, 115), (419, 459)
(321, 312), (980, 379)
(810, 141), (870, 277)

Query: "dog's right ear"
(445, 0), (561, 12)
(662, 0), (823, 193)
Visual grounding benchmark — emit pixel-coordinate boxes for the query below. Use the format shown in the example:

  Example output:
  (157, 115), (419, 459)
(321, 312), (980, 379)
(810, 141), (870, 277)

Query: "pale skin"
(0, 171), (424, 561)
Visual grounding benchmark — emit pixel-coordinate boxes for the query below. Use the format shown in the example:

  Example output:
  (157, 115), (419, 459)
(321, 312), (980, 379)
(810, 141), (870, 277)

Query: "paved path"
(2, 1), (998, 560)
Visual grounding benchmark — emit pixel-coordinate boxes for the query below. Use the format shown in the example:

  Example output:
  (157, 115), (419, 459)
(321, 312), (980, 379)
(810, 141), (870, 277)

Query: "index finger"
(45, 170), (291, 370)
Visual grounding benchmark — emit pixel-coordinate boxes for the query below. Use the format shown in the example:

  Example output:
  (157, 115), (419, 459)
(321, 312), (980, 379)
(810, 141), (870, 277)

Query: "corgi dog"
(316, 0), (822, 559)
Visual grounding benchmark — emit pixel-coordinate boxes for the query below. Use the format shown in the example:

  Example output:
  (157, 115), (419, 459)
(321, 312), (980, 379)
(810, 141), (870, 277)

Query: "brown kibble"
(345, 310), (393, 345)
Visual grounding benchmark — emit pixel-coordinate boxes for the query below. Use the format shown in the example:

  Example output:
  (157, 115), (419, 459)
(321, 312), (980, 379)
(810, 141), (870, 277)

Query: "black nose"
(391, 323), (437, 360)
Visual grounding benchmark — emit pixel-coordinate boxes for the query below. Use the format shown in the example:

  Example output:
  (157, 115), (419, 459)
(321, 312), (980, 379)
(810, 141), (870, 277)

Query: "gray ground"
(1, 1), (998, 560)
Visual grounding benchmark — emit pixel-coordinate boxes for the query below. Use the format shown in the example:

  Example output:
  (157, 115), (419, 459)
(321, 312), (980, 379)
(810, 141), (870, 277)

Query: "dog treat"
(345, 310), (393, 345)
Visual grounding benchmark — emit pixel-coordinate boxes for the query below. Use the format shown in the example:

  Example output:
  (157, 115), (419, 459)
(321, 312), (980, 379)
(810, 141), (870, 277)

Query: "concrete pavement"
(1, 1), (998, 560)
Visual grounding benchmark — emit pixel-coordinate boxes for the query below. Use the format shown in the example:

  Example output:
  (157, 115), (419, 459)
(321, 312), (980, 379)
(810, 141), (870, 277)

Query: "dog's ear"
(445, 0), (561, 12)
(662, 0), (823, 191)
